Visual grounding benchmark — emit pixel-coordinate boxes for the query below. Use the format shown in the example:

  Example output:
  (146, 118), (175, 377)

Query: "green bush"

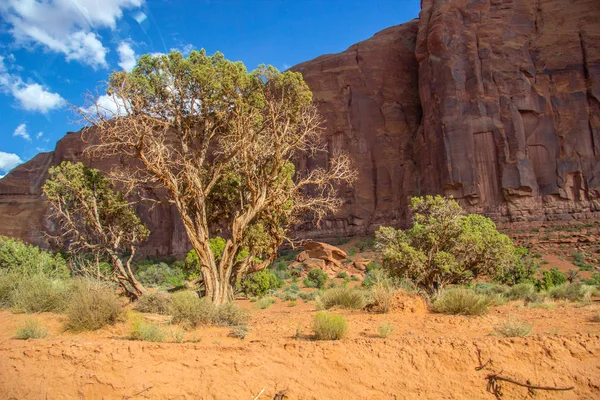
(312, 311), (347, 340)
(65, 279), (122, 331)
(505, 283), (537, 301)
(135, 290), (172, 315)
(304, 268), (328, 289)
(495, 246), (538, 285)
(170, 291), (216, 327)
(357, 237), (375, 252)
(433, 287), (491, 316)
(0, 236), (69, 279)
(336, 272), (349, 279)
(298, 290), (320, 301)
(240, 270), (281, 297)
(130, 318), (166, 342)
(494, 318), (532, 337)
(376, 196), (515, 295)
(0, 271), (19, 308)
(15, 318), (48, 340)
(135, 262), (186, 288)
(11, 275), (71, 313)
(369, 284), (395, 313)
(539, 268), (567, 290)
(320, 287), (366, 310)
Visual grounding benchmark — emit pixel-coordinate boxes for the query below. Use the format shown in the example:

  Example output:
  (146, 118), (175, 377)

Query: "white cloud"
(0, 0), (144, 69)
(0, 151), (23, 172)
(36, 131), (43, 139)
(0, 56), (66, 113)
(12, 83), (66, 112)
(13, 123), (31, 141)
(81, 93), (129, 118)
(117, 42), (137, 71)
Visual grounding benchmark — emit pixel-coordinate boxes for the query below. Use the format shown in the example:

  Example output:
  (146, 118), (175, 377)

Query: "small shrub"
(11, 275), (70, 313)
(135, 262), (185, 288)
(369, 284), (395, 313)
(312, 311), (347, 340)
(0, 236), (69, 279)
(170, 291), (215, 327)
(506, 283), (537, 301)
(350, 275), (360, 281)
(256, 297), (276, 309)
(287, 300), (297, 307)
(378, 322), (395, 338)
(130, 318), (166, 342)
(65, 279), (122, 331)
(320, 287), (366, 310)
(298, 290), (319, 301)
(494, 319), (533, 337)
(348, 247), (357, 257)
(539, 268), (567, 290)
(336, 272), (349, 279)
(229, 325), (249, 339)
(0, 272), (19, 308)
(240, 270), (282, 297)
(170, 326), (185, 343)
(362, 268), (394, 289)
(547, 283), (595, 302)
(357, 237), (375, 252)
(215, 302), (251, 327)
(304, 268), (328, 289)
(15, 318), (48, 339)
(433, 288), (491, 316)
(135, 290), (172, 315)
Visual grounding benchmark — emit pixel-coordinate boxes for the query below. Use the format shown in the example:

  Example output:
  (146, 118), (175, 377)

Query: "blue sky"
(0, 0), (420, 177)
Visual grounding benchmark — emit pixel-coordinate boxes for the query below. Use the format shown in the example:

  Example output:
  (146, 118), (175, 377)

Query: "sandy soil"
(1, 296), (599, 400)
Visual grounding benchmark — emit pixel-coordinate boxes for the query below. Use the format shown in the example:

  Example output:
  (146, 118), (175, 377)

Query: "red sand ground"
(1, 295), (599, 399)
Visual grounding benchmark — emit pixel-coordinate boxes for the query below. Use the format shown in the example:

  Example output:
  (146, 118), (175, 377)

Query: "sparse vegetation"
(130, 318), (167, 342)
(494, 319), (533, 337)
(312, 311), (347, 340)
(369, 284), (395, 313)
(229, 325), (249, 339)
(0, 236), (69, 279)
(15, 318), (48, 340)
(10, 275), (70, 313)
(320, 287), (366, 310)
(433, 288), (491, 316)
(256, 297), (276, 309)
(547, 284), (595, 302)
(170, 291), (216, 327)
(65, 279), (122, 331)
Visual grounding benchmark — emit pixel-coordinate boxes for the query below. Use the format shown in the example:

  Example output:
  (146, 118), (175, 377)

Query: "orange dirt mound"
(388, 290), (428, 314)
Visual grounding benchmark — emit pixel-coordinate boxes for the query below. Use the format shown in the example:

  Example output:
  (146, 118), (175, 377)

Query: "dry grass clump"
(170, 291), (250, 328)
(135, 290), (172, 315)
(256, 297), (276, 309)
(129, 318), (166, 342)
(378, 322), (395, 338)
(312, 311), (347, 340)
(11, 275), (70, 313)
(369, 284), (395, 313)
(15, 318), (48, 340)
(320, 287), (366, 310)
(64, 279), (122, 331)
(433, 288), (491, 316)
(547, 284), (595, 302)
(494, 318), (533, 337)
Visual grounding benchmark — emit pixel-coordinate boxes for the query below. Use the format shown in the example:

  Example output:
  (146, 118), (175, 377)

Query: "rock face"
(1, 0), (599, 255)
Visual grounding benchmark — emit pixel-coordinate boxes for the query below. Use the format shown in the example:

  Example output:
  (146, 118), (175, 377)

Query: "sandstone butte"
(0, 0), (599, 257)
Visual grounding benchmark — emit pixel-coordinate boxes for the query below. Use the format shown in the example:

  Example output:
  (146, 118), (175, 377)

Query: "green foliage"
(135, 290), (172, 315)
(432, 287), (491, 316)
(336, 272), (349, 279)
(312, 311), (347, 340)
(539, 268), (567, 290)
(505, 283), (538, 301)
(65, 279), (122, 331)
(582, 273), (600, 286)
(0, 236), (69, 279)
(495, 246), (538, 285)
(348, 247), (357, 257)
(357, 237), (375, 252)
(494, 318), (533, 337)
(369, 284), (395, 314)
(304, 268), (328, 289)
(256, 297), (276, 309)
(15, 318), (48, 340)
(377, 196), (515, 294)
(378, 322), (395, 338)
(240, 270), (281, 297)
(11, 275), (71, 313)
(135, 262), (186, 289)
(0, 271), (18, 308)
(130, 318), (166, 342)
(215, 301), (251, 327)
(320, 287), (366, 310)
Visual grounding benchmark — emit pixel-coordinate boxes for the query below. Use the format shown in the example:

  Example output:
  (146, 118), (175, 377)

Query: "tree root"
(486, 373), (574, 399)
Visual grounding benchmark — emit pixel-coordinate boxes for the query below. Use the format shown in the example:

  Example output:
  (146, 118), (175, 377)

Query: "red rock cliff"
(1, 0), (599, 254)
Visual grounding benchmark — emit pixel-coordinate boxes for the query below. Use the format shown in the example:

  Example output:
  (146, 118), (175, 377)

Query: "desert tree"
(82, 50), (356, 304)
(43, 161), (149, 298)
(376, 195), (515, 295)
